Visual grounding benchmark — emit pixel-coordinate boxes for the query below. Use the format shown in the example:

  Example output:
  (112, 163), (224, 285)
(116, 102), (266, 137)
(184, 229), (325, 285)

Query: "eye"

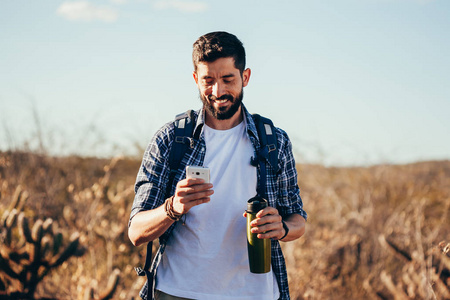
(223, 77), (235, 84)
(203, 78), (214, 85)
(222, 75), (235, 84)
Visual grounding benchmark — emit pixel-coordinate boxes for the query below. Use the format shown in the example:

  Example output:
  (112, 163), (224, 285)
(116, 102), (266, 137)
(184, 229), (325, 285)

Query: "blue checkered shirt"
(130, 104), (307, 300)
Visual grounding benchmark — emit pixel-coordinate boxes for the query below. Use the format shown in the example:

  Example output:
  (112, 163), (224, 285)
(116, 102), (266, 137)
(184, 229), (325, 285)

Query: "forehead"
(196, 57), (240, 77)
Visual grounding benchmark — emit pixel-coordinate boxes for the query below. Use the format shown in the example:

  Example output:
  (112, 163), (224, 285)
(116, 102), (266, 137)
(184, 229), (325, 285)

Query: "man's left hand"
(243, 207), (285, 240)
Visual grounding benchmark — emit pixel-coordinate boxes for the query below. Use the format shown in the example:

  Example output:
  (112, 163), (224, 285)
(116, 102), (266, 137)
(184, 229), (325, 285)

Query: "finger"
(177, 178), (207, 189)
(188, 189), (214, 202)
(185, 177), (208, 186)
(256, 206), (279, 218)
(176, 183), (213, 196)
(253, 224), (284, 240)
(250, 214), (282, 227)
(177, 189), (214, 204)
(182, 196), (211, 211)
(251, 221), (282, 235)
(173, 194), (212, 214)
(257, 230), (282, 240)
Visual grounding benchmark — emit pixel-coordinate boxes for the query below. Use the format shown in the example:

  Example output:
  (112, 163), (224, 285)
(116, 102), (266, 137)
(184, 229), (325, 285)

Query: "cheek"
(199, 85), (212, 95)
(230, 85), (242, 95)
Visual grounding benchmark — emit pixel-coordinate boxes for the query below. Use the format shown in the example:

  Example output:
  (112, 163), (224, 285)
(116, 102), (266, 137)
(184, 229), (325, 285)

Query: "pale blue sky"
(1, 0), (449, 166)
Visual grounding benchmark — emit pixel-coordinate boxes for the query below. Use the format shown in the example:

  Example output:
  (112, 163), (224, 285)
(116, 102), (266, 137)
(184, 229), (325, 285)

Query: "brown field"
(0, 151), (449, 299)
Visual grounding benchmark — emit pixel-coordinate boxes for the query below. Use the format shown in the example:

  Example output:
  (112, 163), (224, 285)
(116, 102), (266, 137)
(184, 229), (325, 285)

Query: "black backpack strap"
(167, 109), (196, 198)
(134, 241), (153, 298)
(135, 110), (196, 300)
(251, 114), (278, 199)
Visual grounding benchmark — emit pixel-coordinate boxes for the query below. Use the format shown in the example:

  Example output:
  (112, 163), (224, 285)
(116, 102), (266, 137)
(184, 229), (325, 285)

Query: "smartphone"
(186, 166), (210, 183)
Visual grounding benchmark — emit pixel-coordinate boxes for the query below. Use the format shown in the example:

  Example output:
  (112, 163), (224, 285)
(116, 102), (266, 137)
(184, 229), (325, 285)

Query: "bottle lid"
(247, 196), (268, 213)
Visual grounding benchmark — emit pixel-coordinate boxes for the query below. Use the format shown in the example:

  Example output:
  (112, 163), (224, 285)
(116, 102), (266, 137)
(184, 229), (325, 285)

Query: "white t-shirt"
(156, 120), (279, 300)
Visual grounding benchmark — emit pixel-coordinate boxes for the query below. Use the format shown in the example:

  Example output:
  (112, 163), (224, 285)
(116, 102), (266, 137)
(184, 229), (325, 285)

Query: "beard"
(200, 90), (244, 120)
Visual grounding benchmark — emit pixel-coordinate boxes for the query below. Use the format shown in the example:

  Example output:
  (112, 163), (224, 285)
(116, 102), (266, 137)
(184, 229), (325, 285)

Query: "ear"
(193, 71), (199, 84)
(242, 68), (251, 87)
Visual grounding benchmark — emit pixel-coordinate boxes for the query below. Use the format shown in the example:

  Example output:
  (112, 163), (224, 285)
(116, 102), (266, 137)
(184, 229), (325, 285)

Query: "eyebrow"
(222, 74), (235, 78)
(201, 73), (236, 80)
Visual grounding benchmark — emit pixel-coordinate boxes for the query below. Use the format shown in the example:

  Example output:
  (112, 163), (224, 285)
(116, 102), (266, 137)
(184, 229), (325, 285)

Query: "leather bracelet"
(280, 220), (289, 240)
(164, 196), (183, 222)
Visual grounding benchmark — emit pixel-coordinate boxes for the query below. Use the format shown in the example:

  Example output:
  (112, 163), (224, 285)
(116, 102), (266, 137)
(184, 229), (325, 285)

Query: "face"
(193, 57), (250, 121)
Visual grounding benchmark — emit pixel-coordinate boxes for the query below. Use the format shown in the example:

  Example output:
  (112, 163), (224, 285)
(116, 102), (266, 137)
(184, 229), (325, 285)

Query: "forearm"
(280, 213), (306, 242)
(128, 203), (174, 247)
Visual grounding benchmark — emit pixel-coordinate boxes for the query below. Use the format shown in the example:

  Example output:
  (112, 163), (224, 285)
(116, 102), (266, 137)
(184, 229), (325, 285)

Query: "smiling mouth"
(214, 99), (228, 104)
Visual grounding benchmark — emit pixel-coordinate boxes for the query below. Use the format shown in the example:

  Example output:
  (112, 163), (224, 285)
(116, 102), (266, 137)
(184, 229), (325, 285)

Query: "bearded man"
(129, 31), (307, 300)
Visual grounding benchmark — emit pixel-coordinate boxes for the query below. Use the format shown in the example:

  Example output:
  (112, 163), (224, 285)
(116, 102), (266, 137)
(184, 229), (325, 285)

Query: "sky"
(0, 0), (449, 166)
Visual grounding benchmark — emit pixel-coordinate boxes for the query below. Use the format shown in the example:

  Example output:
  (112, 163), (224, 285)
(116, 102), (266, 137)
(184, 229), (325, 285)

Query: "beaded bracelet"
(164, 196), (183, 222)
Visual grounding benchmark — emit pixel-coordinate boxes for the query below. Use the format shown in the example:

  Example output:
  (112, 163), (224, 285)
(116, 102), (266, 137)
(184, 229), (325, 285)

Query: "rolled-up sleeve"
(130, 124), (173, 222)
(276, 129), (307, 221)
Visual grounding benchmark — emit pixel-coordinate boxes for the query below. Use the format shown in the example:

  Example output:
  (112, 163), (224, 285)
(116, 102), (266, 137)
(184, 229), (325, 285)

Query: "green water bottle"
(246, 196), (271, 273)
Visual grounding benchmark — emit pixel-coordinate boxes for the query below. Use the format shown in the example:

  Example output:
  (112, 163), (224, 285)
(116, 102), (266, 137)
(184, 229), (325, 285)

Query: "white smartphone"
(186, 166), (210, 183)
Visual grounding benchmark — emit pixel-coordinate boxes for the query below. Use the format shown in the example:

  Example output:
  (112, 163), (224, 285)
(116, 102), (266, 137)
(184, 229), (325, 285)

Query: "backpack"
(135, 110), (278, 299)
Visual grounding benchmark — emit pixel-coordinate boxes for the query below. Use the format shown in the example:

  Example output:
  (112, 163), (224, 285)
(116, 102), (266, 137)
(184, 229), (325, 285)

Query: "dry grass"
(288, 162), (450, 299)
(0, 151), (449, 299)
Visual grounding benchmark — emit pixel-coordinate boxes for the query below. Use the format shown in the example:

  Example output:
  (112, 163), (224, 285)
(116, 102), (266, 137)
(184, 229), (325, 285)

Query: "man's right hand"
(172, 178), (214, 215)
(128, 178), (213, 246)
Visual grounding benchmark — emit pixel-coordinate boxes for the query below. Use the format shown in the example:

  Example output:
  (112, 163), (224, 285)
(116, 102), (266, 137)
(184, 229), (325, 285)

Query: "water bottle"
(246, 196), (271, 273)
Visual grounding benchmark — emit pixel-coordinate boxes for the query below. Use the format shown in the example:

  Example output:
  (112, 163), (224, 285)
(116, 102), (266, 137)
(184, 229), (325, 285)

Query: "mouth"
(214, 99), (228, 104)
(209, 95), (233, 106)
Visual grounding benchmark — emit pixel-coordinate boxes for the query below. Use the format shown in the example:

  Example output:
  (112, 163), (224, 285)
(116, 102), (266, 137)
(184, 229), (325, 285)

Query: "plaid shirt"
(131, 104), (307, 300)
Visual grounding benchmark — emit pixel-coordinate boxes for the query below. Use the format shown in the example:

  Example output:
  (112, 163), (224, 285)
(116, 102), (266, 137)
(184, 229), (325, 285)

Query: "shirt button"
(202, 147), (206, 152)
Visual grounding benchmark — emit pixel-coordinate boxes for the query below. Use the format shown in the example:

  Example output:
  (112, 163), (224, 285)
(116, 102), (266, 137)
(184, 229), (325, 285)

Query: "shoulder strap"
(135, 110), (196, 300)
(167, 109), (196, 198)
(251, 114), (278, 199)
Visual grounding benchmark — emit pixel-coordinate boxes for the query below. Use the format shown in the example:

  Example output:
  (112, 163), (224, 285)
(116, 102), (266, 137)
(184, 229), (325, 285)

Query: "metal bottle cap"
(246, 196), (268, 214)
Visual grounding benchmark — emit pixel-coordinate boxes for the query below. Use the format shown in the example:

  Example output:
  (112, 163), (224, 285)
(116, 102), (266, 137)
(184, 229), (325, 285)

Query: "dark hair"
(192, 31), (246, 74)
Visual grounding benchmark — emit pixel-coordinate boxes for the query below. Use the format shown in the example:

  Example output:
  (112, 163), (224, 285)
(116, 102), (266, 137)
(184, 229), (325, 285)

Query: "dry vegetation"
(0, 151), (449, 299)
(289, 162), (450, 299)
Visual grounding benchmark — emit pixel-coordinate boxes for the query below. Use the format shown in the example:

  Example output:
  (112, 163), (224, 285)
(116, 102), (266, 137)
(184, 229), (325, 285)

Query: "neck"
(205, 106), (243, 130)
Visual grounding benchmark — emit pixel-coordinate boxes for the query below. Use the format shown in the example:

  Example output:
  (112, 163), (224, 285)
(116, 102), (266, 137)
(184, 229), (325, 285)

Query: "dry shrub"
(0, 191), (84, 299)
(0, 152), (143, 299)
(286, 161), (450, 299)
(1, 151), (449, 299)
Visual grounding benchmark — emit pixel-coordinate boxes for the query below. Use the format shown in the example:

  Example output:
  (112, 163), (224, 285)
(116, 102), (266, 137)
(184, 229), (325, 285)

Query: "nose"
(211, 82), (225, 98)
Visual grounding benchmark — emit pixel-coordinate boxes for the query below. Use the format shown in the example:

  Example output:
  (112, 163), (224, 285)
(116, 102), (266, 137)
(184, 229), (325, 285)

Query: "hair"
(192, 31), (246, 74)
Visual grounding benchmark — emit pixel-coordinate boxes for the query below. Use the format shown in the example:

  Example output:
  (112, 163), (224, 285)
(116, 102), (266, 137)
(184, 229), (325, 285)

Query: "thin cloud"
(56, 1), (119, 22)
(153, 0), (208, 13)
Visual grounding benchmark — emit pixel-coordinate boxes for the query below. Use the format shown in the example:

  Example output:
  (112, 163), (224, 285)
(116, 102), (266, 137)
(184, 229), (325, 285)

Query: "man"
(129, 31), (307, 300)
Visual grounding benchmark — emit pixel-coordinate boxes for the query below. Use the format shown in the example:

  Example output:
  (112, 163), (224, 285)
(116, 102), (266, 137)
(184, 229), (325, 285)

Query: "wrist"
(164, 196), (183, 222)
(280, 220), (289, 240)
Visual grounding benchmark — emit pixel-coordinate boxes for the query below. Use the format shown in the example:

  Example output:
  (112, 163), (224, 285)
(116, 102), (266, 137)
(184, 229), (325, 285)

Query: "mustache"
(208, 94), (234, 102)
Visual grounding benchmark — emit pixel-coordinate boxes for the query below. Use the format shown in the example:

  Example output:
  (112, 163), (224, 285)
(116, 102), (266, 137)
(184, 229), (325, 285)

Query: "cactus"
(7, 185), (28, 214)
(0, 209), (85, 298)
(18, 213), (34, 244)
(1, 157), (130, 299)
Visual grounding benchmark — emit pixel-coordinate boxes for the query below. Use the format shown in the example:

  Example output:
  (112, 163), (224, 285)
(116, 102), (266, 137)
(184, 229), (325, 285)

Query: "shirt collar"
(242, 104), (259, 142)
(193, 104), (260, 143)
